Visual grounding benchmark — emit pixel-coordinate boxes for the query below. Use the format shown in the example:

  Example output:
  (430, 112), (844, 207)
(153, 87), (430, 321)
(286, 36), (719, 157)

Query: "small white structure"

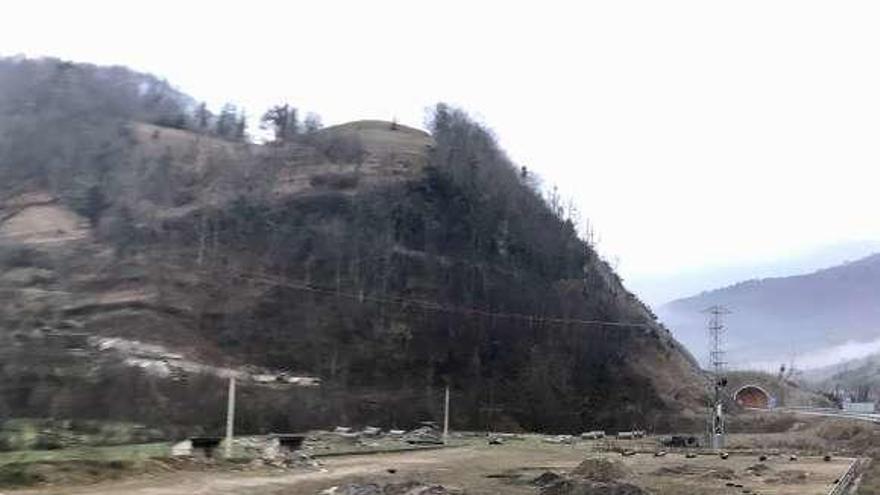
(171, 437), (222, 458)
(171, 439), (193, 456)
(362, 426), (381, 436)
(843, 401), (876, 413)
(581, 430), (606, 440)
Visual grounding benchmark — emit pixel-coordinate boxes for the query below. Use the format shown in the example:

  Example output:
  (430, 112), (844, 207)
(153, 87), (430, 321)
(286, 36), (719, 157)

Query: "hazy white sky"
(3, 0), (880, 302)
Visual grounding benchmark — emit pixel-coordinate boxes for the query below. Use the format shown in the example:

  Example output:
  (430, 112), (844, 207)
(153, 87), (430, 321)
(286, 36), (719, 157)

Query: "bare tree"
(261, 103), (299, 142)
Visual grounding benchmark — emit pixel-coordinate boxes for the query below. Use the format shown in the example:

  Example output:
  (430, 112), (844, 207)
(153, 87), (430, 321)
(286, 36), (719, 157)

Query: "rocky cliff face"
(0, 59), (705, 435)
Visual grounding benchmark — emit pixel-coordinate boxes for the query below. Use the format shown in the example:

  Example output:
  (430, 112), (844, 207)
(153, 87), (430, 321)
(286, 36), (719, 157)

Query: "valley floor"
(5, 436), (855, 495)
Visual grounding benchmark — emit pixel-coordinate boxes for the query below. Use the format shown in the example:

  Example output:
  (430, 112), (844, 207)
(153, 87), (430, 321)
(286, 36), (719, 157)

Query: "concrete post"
(225, 376), (236, 458)
(443, 385), (450, 444)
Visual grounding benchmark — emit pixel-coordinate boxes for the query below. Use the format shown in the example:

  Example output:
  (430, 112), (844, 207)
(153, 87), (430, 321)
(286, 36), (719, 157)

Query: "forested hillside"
(0, 57), (704, 436)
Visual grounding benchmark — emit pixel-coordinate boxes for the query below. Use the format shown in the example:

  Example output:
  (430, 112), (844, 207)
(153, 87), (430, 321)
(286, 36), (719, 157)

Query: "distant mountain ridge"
(629, 240), (880, 307)
(658, 253), (880, 369)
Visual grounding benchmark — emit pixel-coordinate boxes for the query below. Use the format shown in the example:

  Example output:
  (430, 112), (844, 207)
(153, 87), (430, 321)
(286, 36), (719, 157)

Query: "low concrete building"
(843, 401), (876, 413)
(171, 436), (223, 458)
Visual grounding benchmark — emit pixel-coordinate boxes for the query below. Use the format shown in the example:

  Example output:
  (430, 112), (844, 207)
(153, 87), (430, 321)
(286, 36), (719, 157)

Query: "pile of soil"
(653, 464), (703, 476)
(536, 459), (646, 495)
(533, 471), (565, 487)
(652, 464), (734, 480)
(571, 457), (632, 482)
(745, 463), (771, 476)
(698, 467), (735, 480)
(539, 478), (649, 495)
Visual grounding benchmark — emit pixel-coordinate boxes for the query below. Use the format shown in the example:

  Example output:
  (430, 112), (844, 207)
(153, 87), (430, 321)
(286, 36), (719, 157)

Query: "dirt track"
(7, 439), (855, 495)
(7, 444), (569, 495)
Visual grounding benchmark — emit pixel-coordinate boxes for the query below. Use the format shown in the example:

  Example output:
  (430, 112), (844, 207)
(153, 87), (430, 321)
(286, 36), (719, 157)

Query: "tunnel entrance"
(734, 385), (772, 409)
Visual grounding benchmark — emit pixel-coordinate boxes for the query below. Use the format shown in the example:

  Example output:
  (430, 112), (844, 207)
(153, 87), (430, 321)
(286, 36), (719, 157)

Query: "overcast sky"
(3, 1), (879, 304)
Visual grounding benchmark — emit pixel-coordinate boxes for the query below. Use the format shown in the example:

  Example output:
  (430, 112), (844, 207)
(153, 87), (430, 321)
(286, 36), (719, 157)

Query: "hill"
(659, 253), (880, 369)
(0, 56), (705, 436)
(800, 352), (880, 402)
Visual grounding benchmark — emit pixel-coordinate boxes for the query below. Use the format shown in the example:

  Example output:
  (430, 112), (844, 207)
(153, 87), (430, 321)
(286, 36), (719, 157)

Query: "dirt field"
(5, 437), (855, 495)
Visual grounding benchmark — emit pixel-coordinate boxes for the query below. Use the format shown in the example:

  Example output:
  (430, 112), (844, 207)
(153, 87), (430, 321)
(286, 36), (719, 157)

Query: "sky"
(2, 0), (880, 305)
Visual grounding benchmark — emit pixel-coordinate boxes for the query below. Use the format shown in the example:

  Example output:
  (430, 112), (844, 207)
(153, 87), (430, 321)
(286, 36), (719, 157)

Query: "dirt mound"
(653, 464), (703, 476)
(533, 471), (566, 487)
(699, 467), (734, 480)
(540, 479), (649, 495)
(746, 463), (771, 476)
(571, 457), (632, 482)
(653, 464), (733, 479)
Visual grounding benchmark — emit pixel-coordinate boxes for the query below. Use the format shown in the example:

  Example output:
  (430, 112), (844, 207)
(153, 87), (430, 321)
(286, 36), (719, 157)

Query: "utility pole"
(704, 305), (730, 450)
(443, 385), (450, 445)
(225, 376), (236, 459)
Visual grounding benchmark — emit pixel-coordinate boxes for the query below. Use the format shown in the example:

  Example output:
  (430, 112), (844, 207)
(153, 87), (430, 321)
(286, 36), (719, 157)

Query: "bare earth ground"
(5, 438), (855, 495)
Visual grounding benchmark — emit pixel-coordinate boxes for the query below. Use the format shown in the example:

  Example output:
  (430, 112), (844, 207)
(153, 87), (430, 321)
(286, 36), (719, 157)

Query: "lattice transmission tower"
(704, 305), (731, 449)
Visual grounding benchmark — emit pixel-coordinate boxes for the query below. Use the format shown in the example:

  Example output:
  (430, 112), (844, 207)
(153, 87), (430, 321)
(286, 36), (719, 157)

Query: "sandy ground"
(5, 438), (856, 495)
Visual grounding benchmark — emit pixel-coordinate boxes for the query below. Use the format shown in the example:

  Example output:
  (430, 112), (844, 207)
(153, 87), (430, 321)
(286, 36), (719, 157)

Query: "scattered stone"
(403, 426), (442, 445)
(540, 479), (649, 495)
(533, 471), (566, 487)
(319, 482), (454, 495)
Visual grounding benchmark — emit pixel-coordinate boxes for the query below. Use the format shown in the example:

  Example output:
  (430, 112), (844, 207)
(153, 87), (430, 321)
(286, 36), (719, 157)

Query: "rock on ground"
(319, 481), (454, 495)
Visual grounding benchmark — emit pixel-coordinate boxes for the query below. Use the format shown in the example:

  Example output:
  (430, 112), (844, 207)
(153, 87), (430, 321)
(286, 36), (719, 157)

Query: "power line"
(0, 261), (654, 330)
(230, 269), (655, 331)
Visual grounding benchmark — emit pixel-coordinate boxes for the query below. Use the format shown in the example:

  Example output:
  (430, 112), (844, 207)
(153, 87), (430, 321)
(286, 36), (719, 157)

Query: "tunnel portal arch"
(733, 384), (772, 409)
